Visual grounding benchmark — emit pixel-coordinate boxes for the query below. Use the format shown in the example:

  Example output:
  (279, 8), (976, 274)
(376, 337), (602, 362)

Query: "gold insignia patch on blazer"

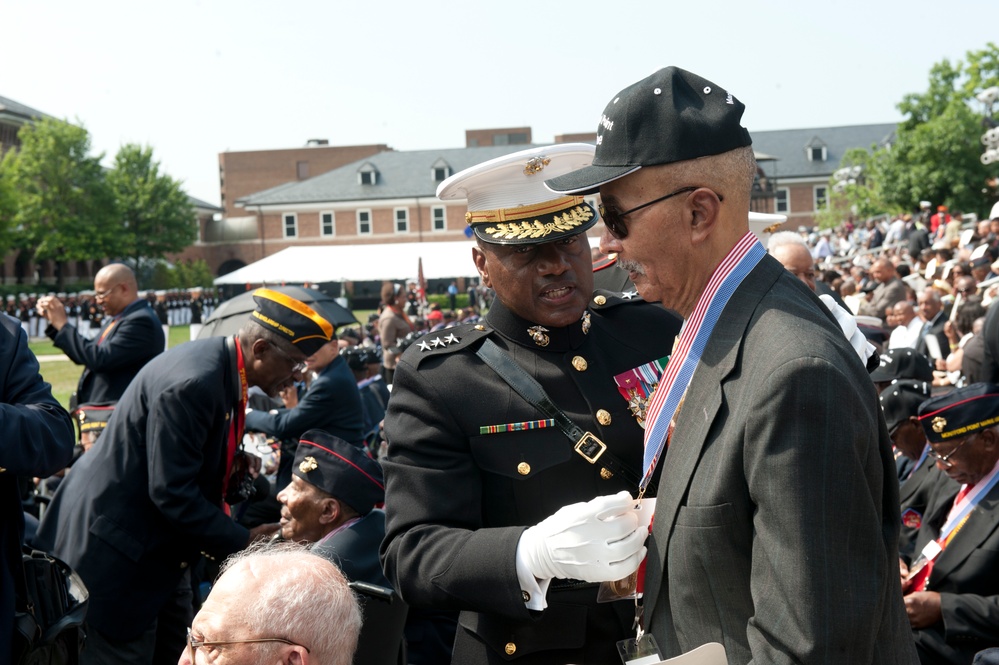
(932, 416), (947, 433)
(299, 456), (318, 473)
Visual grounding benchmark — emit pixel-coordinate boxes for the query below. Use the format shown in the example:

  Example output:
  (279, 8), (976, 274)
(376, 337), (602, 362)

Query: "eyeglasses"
(94, 284), (119, 300)
(186, 627), (309, 662)
(927, 434), (977, 468)
(598, 186), (723, 239)
(269, 343), (308, 374)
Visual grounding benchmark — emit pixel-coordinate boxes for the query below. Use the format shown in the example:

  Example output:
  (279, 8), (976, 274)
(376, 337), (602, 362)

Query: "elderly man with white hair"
(178, 542), (361, 665)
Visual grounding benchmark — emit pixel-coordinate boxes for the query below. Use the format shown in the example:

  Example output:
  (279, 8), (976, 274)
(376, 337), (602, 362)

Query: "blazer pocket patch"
(675, 503), (736, 529)
(91, 514), (144, 562)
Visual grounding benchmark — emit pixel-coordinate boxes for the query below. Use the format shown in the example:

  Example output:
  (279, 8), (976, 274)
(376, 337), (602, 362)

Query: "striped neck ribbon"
(640, 232), (766, 492)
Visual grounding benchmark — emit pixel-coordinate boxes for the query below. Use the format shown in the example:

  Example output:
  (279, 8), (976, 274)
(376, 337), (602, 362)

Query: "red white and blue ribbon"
(640, 232), (766, 492)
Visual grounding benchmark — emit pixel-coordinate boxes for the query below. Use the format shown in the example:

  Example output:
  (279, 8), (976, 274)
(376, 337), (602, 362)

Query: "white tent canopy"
(213, 238), (604, 285)
(214, 240), (481, 285)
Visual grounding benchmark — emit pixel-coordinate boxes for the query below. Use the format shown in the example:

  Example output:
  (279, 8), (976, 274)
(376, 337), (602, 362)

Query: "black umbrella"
(197, 286), (358, 339)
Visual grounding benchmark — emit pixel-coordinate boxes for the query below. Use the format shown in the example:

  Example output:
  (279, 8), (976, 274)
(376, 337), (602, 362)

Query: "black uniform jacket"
(245, 355), (365, 445)
(911, 478), (999, 663)
(381, 293), (681, 663)
(899, 454), (956, 558)
(34, 337), (249, 641)
(0, 314), (74, 661)
(49, 297), (164, 405)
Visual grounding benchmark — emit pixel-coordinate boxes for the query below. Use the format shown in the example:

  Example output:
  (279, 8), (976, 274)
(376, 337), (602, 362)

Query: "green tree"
(0, 155), (17, 257)
(108, 144), (196, 269)
(868, 44), (999, 215)
(4, 118), (119, 289)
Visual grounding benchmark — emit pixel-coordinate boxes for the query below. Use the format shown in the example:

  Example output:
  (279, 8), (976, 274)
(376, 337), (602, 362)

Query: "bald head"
(771, 241), (816, 291)
(95, 264), (137, 290)
(93, 264), (139, 317)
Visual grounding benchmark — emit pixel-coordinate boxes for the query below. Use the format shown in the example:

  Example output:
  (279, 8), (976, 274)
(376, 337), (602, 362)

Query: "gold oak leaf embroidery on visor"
(483, 206), (594, 241)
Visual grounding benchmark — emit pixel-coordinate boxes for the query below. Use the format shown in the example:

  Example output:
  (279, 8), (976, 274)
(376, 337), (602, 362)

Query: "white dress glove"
(819, 294), (876, 365)
(517, 490), (647, 584)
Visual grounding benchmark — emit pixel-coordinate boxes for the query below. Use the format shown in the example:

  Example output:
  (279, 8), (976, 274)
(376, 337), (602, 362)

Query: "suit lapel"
(931, 485), (999, 583)
(644, 257), (783, 620)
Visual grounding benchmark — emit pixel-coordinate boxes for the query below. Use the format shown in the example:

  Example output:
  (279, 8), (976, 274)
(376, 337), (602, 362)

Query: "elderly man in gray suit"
(547, 66), (917, 663)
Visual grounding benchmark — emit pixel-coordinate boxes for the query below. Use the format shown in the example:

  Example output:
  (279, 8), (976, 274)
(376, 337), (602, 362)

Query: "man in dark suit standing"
(902, 384), (999, 663)
(34, 289), (333, 665)
(0, 314), (75, 663)
(37, 264), (163, 408)
(547, 66), (916, 663)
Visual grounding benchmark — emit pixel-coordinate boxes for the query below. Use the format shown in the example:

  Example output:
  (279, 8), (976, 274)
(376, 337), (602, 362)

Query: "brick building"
(751, 123), (896, 228)
(187, 123), (896, 279)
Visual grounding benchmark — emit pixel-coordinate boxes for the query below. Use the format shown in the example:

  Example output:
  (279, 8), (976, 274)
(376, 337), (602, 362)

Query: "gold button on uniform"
(474, 325), (485, 331)
(517, 462), (531, 476)
(571, 356), (588, 372)
(600, 467), (614, 480)
(596, 409), (612, 426)
(593, 295), (607, 306)
(505, 643), (517, 656)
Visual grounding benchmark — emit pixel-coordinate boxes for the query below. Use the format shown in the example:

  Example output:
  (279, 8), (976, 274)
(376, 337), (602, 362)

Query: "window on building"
(807, 146), (827, 162)
(320, 211), (335, 237)
(776, 188), (790, 214)
(283, 213), (297, 238)
(297, 161), (309, 180)
(814, 186), (828, 210)
(433, 166), (449, 181)
(357, 210), (372, 235)
(395, 208), (409, 233)
(359, 171), (376, 185)
(432, 206), (446, 231)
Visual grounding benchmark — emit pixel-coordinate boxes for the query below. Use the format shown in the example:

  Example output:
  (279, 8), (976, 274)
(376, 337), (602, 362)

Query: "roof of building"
(0, 95), (49, 124)
(187, 194), (222, 212)
(750, 123), (896, 179)
(239, 144), (550, 207)
(238, 123), (900, 207)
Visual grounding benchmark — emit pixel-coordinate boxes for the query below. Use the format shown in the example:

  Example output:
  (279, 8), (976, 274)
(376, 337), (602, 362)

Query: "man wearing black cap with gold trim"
(901, 383), (999, 663)
(546, 67), (914, 662)
(35, 288), (333, 665)
(381, 145), (682, 663)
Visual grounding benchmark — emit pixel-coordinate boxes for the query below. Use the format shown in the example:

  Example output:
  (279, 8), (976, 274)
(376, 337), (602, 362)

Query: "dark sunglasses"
(598, 186), (723, 239)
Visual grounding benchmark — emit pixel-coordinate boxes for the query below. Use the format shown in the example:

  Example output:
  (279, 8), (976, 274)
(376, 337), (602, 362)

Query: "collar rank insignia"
(581, 311), (591, 335)
(527, 325), (550, 347)
(299, 456), (318, 473)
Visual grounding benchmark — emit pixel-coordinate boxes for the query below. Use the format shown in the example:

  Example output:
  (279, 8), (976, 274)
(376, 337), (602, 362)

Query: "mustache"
(617, 259), (645, 276)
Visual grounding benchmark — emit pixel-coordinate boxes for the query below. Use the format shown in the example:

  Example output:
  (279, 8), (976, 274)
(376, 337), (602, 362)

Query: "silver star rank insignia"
(444, 333), (460, 345)
(418, 340), (432, 352)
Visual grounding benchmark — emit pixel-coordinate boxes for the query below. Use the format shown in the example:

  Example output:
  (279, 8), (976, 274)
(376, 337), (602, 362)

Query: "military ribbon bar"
(479, 419), (556, 435)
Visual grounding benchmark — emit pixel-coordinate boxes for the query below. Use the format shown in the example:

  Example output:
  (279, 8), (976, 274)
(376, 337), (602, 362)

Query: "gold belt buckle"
(574, 432), (607, 464)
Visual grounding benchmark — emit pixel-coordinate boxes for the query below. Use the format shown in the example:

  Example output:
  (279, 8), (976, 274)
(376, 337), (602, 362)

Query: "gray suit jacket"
(643, 255), (917, 664)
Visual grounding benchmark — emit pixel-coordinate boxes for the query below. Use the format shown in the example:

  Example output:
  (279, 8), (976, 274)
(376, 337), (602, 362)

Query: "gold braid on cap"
(465, 196), (593, 241)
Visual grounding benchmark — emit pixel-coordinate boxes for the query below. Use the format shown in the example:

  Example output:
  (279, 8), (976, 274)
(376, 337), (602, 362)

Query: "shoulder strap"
(476, 338), (639, 487)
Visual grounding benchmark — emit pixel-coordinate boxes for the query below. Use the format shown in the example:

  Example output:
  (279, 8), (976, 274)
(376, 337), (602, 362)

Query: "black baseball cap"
(870, 347), (934, 383)
(545, 66), (752, 195)
(879, 380), (932, 433)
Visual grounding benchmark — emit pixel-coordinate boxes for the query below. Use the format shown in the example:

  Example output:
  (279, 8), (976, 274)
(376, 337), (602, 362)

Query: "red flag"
(417, 257), (428, 305)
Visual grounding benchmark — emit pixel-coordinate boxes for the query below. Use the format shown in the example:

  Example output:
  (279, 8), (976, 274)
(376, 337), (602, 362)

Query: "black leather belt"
(476, 339), (640, 487)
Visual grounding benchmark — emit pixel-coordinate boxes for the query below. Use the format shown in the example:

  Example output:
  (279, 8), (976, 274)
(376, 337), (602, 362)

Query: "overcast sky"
(4, 0), (995, 207)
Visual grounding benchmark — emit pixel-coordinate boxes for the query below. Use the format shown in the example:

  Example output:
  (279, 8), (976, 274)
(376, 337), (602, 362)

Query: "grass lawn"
(31, 315), (375, 411)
